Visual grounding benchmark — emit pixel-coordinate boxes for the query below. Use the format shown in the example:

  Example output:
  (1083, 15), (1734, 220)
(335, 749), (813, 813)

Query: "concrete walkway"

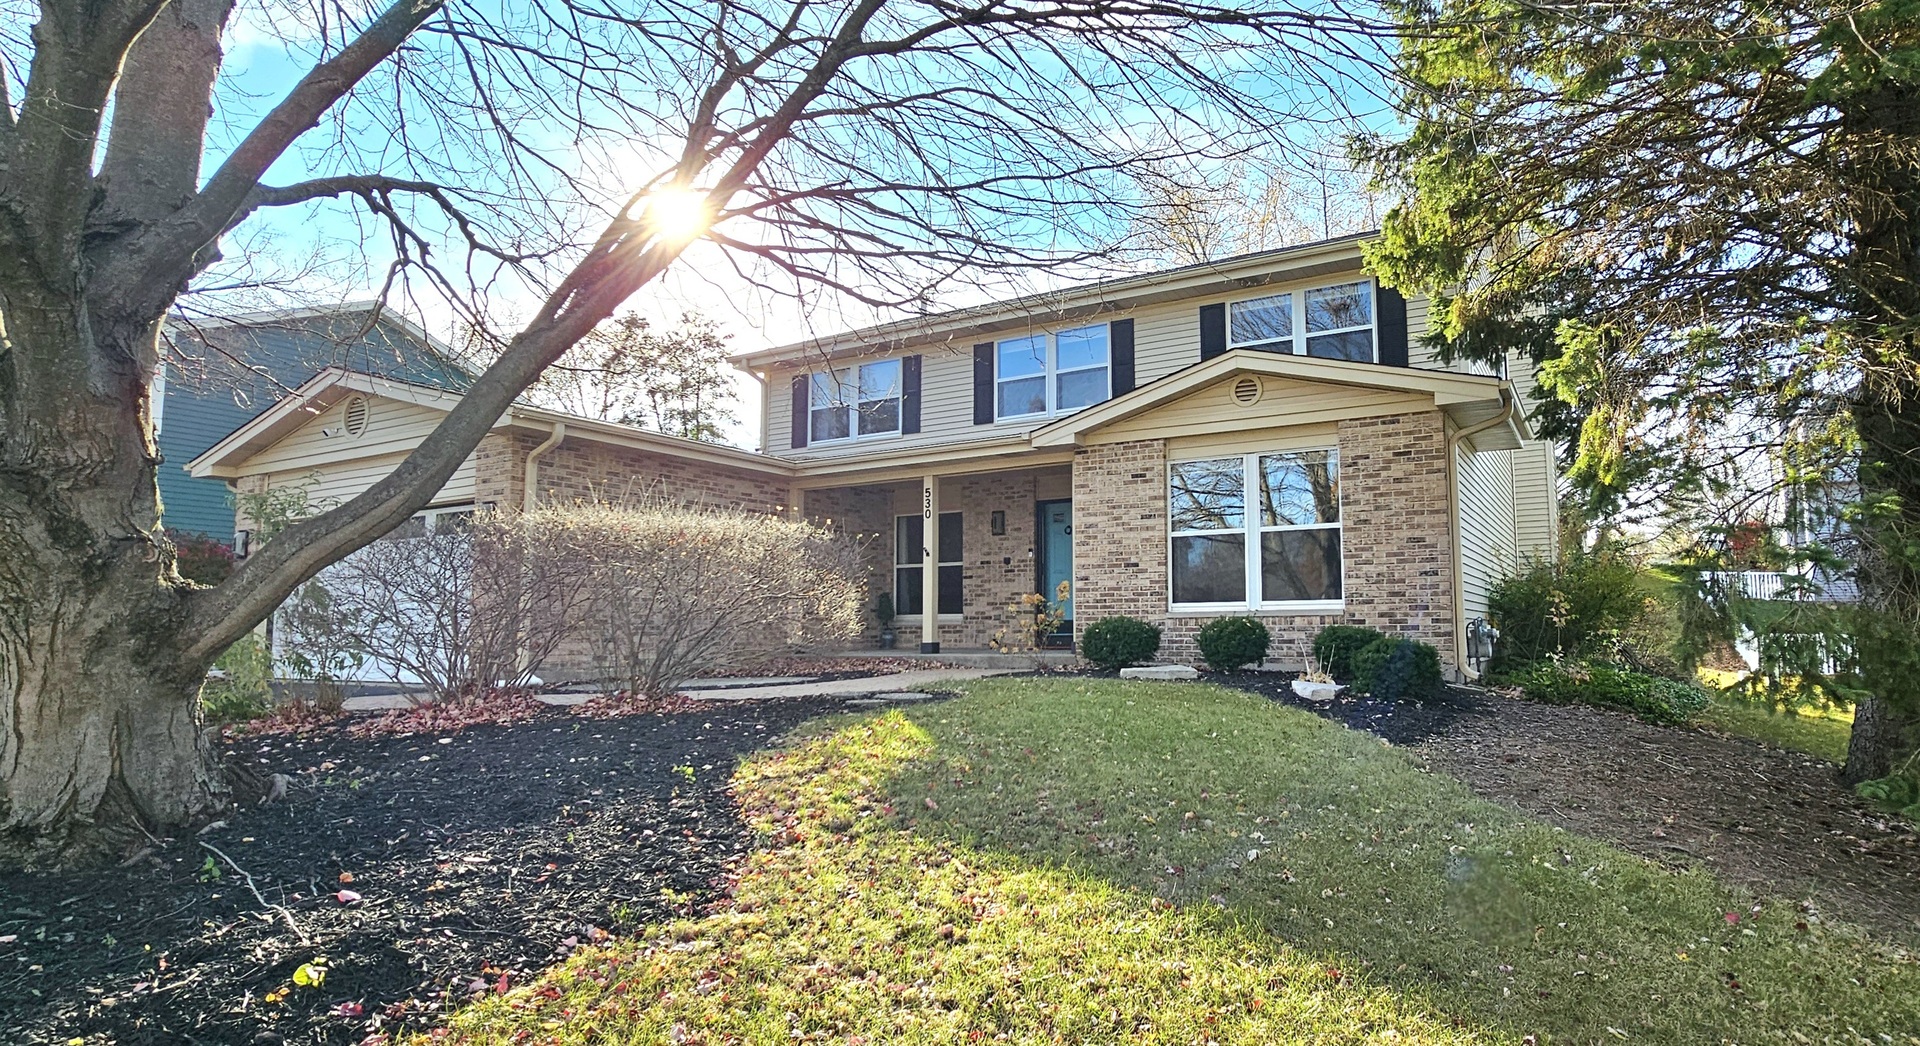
(681, 667), (1016, 702)
(337, 666), (1020, 712)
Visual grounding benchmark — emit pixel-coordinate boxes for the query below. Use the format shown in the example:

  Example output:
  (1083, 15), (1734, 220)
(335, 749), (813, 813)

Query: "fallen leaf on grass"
(335, 1001), (365, 1017)
(294, 961), (328, 988)
(336, 890), (363, 905)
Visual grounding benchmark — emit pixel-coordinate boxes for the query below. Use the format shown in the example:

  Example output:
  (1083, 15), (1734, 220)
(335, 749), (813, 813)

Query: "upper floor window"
(810, 358), (901, 443)
(997, 324), (1110, 420)
(1227, 280), (1376, 363)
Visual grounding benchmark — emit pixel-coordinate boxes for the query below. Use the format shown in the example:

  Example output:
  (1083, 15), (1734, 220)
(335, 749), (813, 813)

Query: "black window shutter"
(1378, 284), (1410, 367)
(972, 342), (995, 424)
(901, 355), (923, 434)
(1199, 303), (1227, 361)
(789, 373), (809, 449)
(1110, 319), (1136, 396)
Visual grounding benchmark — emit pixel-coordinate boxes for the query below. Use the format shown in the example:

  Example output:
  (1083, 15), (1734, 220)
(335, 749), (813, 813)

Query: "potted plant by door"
(873, 593), (898, 650)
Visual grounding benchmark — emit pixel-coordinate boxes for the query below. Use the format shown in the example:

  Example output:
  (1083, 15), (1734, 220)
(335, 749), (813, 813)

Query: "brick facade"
(803, 468), (1068, 650)
(485, 436), (793, 515)
(1071, 410), (1459, 672)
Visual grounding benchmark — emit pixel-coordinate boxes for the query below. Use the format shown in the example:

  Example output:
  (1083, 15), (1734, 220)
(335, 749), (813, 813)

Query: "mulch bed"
(1, 697), (846, 1046)
(1407, 691), (1920, 945)
(1204, 670), (1492, 745)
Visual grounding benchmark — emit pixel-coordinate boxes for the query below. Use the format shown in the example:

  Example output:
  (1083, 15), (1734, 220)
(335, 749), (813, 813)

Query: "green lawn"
(434, 679), (1919, 1045)
(1695, 695), (1855, 764)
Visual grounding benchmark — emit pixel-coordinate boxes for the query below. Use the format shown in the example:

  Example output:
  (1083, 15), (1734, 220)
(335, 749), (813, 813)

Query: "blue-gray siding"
(157, 311), (469, 540)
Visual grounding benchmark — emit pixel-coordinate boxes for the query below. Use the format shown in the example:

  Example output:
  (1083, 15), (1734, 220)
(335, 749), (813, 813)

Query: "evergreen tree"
(1364, 0), (1920, 783)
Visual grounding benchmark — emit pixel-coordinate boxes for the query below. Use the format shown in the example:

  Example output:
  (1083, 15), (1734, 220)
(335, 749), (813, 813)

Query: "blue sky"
(168, 0), (1401, 447)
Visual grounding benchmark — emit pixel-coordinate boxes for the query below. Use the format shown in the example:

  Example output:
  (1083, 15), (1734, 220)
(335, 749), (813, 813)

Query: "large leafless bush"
(303, 512), (596, 701)
(546, 504), (869, 696)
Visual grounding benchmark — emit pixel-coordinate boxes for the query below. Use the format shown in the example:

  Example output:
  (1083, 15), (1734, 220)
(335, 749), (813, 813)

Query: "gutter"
(1446, 385), (1517, 682)
(523, 421), (566, 511)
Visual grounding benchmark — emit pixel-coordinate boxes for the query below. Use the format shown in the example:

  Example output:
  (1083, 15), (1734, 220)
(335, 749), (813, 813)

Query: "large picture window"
(810, 359), (902, 443)
(896, 512), (963, 616)
(1169, 450), (1341, 610)
(1227, 280), (1376, 363)
(996, 324), (1110, 420)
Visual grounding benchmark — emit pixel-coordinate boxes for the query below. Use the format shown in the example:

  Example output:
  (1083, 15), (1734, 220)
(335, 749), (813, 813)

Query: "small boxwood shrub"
(1506, 659), (1710, 725)
(1352, 636), (1444, 701)
(1312, 624), (1387, 682)
(1195, 616), (1270, 672)
(1081, 616), (1162, 670)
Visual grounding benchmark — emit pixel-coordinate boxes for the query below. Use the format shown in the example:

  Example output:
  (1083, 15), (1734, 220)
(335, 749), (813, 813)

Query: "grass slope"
(433, 680), (1919, 1045)
(1696, 698), (1855, 764)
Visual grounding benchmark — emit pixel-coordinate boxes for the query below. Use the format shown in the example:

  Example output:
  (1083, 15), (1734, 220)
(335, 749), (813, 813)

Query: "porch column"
(920, 472), (940, 653)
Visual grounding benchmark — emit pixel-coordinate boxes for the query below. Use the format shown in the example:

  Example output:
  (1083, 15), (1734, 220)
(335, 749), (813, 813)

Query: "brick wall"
(516, 437), (793, 515)
(803, 471), (1058, 650)
(1071, 410), (1459, 671)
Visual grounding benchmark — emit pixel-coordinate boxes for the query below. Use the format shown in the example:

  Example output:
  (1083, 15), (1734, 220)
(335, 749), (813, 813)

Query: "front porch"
(800, 463), (1076, 652)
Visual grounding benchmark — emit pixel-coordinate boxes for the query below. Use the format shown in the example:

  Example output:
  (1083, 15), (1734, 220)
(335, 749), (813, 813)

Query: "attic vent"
(1229, 376), (1264, 407)
(342, 395), (371, 437)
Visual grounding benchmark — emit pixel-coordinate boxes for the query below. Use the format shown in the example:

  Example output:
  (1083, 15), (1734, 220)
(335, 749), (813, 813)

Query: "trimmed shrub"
(1506, 659), (1710, 725)
(1312, 624), (1387, 682)
(1195, 616), (1270, 672)
(1081, 616), (1162, 670)
(1352, 637), (1445, 701)
(1489, 549), (1662, 666)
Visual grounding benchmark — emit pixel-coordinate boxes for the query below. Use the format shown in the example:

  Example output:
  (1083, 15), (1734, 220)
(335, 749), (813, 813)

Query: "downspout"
(523, 421), (566, 512)
(513, 421), (566, 683)
(1447, 386), (1517, 682)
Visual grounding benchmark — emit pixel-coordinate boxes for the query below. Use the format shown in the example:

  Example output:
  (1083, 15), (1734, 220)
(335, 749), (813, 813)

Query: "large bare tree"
(0, 0), (1392, 862)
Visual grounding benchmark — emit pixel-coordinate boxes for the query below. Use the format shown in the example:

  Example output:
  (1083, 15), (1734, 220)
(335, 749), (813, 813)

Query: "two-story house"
(189, 233), (1558, 677)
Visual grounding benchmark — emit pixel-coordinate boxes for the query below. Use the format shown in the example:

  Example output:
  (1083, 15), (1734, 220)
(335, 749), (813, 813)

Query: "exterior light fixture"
(991, 510), (1007, 535)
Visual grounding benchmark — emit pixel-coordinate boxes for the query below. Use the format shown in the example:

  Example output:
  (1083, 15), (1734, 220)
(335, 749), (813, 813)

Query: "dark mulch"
(1, 697), (845, 1046)
(1204, 671), (1492, 745)
(1411, 691), (1920, 944)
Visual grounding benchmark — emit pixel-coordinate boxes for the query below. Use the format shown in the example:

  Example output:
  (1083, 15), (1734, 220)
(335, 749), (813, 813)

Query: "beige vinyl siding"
(1456, 443), (1520, 621)
(238, 396), (477, 511)
(1511, 439), (1559, 560)
(766, 272), (1480, 460)
(243, 397), (450, 474)
(1087, 377), (1430, 446)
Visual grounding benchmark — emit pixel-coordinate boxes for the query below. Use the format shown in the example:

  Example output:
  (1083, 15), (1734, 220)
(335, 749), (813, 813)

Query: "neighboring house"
(154, 304), (471, 541)
(189, 233), (1560, 679)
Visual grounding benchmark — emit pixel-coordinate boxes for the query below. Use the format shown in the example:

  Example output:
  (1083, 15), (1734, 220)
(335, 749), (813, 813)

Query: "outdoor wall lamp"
(991, 510), (1006, 535)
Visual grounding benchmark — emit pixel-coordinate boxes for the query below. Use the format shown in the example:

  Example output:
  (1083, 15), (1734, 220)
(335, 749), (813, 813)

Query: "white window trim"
(810, 359), (903, 445)
(1167, 450), (1344, 614)
(995, 323), (1112, 422)
(1226, 278), (1379, 364)
(894, 511), (965, 621)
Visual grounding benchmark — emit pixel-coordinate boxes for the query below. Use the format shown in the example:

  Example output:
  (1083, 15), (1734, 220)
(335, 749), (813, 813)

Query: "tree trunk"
(2, 596), (218, 864)
(1839, 79), (1920, 788)
(1, 299), (221, 866)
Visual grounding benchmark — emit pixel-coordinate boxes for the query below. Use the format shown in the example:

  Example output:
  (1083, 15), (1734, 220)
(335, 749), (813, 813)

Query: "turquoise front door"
(1038, 499), (1073, 633)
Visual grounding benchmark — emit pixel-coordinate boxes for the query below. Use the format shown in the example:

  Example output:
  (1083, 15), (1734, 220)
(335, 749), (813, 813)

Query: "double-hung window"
(996, 324), (1110, 420)
(1169, 449), (1342, 610)
(1226, 280), (1376, 363)
(895, 512), (963, 616)
(810, 359), (901, 443)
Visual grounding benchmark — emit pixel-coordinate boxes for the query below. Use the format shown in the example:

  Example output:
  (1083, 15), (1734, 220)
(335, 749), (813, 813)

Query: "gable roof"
(1029, 350), (1528, 450)
(157, 302), (473, 539)
(186, 369), (795, 480)
(731, 233), (1378, 370)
